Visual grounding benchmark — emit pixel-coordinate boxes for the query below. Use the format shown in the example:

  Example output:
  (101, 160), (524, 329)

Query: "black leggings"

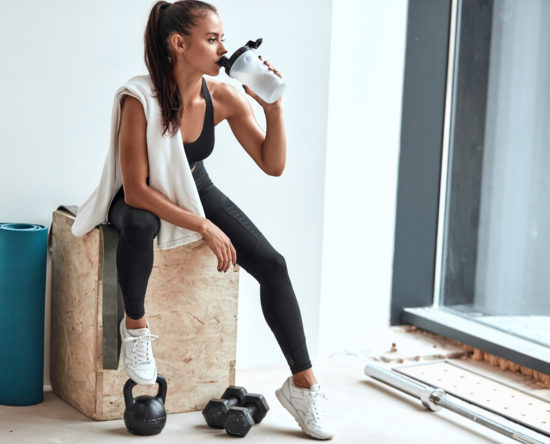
(107, 160), (311, 374)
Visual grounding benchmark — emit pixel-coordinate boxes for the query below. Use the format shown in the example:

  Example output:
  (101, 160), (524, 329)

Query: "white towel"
(71, 74), (205, 250)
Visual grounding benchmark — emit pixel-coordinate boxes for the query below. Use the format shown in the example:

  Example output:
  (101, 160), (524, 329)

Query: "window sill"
(402, 307), (550, 375)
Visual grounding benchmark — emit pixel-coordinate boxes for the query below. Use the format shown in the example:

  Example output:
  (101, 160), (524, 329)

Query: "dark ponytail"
(144, 0), (217, 137)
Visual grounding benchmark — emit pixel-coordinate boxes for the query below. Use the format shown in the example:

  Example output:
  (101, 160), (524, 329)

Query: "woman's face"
(178, 11), (227, 76)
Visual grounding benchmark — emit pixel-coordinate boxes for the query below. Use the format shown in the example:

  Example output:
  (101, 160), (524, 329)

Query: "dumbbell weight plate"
(202, 386), (247, 428)
(224, 393), (270, 437)
(224, 406), (254, 437)
(241, 393), (269, 423)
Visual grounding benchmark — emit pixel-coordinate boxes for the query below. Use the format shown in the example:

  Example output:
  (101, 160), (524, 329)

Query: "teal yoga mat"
(0, 222), (48, 406)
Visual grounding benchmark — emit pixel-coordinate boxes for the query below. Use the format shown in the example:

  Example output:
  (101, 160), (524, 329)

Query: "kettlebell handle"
(123, 378), (137, 409)
(123, 375), (168, 408)
(155, 374), (168, 404)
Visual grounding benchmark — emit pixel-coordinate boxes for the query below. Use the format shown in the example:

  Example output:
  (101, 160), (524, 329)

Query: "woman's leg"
(198, 182), (313, 379)
(246, 236), (313, 375)
(108, 186), (160, 325)
(199, 163), (331, 439)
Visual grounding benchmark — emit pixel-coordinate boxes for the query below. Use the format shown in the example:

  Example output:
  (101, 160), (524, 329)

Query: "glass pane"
(440, 0), (550, 347)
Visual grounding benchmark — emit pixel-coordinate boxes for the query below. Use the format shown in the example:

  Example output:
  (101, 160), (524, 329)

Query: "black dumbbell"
(202, 386), (248, 429)
(224, 393), (269, 437)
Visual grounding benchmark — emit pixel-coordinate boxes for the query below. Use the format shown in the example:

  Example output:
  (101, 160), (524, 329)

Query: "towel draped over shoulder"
(71, 74), (206, 250)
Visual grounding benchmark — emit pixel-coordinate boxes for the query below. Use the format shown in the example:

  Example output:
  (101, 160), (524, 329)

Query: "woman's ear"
(170, 33), (188, 55)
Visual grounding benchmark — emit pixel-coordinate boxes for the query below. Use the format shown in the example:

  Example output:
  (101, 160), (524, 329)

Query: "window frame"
(391, 0), (550, 374)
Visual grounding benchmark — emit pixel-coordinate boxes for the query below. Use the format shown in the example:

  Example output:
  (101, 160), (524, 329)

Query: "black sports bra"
(183, 77), (215, 170)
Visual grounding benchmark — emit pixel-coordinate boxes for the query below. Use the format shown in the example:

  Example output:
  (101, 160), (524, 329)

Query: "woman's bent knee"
(120, 208), (160, 239)
(268, 251), (287, 272)
(258, 251), (289, 288)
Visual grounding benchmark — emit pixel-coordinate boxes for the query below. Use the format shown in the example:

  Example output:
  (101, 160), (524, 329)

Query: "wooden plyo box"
(49, 209), (239, 420)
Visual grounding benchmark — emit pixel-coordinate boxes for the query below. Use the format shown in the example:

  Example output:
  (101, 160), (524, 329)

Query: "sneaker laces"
(122, 332), (158, 367)
(308, 390), (328, 423)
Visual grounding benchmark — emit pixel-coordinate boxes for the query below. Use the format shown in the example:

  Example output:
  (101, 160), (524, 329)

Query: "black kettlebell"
(123, 374), (168, 436)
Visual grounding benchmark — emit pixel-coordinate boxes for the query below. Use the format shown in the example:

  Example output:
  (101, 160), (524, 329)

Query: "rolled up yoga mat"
(0, 222), (48, 406)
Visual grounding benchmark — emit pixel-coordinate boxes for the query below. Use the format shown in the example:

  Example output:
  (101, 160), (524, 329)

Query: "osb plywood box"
(50, 209), (239, 421)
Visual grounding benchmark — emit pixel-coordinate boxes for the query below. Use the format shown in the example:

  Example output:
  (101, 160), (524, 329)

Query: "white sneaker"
(275, 376), (334, 440)
(119, 318), (158, 385)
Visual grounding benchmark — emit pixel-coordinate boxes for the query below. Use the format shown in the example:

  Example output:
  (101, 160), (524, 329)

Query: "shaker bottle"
(218, 38), (286, 104)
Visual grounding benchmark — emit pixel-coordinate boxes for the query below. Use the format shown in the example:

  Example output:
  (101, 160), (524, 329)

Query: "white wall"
(0, 0), (408, 387)
(319, 0), (408, 357)
(0, 0), (331, 386)
(210, 1), (332, 370)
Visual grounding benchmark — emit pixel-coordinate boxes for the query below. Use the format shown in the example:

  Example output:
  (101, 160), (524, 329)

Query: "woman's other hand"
(200, 219), (237, 272)
(242, 56), (283, 109)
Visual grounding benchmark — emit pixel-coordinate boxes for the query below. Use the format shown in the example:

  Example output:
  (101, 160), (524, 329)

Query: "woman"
(109, 1), (333, 439)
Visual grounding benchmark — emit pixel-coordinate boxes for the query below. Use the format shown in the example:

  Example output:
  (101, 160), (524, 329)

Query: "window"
(392, 0), (550, 374)
(439, 0), (550, 348)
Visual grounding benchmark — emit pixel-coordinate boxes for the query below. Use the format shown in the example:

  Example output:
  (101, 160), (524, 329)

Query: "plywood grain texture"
(50, 210), (239, 420)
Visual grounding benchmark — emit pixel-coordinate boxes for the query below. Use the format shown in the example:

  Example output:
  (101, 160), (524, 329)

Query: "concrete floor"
(1, 329), (548, 444)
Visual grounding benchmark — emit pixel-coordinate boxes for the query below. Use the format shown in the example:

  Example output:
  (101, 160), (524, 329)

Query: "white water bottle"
(218, 38), (286, 103)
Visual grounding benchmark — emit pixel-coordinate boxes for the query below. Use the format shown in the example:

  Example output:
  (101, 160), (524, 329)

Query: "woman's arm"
(261, 102), (285, 176)
(224, 78), (287, 176)
(118, 95), (207, 234)
(119, 95), (236, 271)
